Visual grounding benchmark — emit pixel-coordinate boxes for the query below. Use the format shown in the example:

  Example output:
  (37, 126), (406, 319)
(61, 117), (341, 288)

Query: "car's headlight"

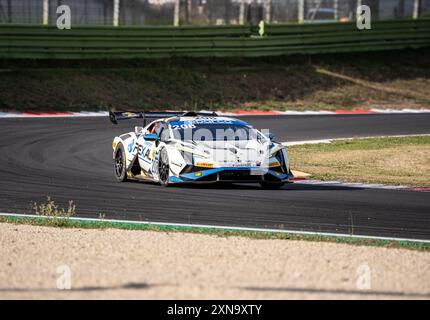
(181, 150), (194, 164)
(176, 147), (210, 166)
(269, 145), (282, 157)
(176, 146), (209, 159)
(270, 149), (288, 172)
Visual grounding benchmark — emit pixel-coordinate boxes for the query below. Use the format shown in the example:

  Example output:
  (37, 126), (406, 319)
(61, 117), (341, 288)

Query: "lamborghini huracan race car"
(109, 111), (293, 189)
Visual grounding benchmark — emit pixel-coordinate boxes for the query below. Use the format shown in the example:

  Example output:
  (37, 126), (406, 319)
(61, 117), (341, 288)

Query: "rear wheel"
(158, 148), (170, 187)
(260, 181), (284, 189)
(114, 143), (127, 182)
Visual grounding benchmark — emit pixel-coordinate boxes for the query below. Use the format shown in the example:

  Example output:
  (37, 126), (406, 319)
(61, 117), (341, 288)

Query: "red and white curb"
(282, 134), (430, 146)
(0, 111), (109, 118)
(293, 179), (430, 192)
(219, 108), (430, 116)
(0, 108), (429, 118)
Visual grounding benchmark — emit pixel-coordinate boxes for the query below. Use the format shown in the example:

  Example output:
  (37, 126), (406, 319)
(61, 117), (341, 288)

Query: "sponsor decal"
(195, 162), (214, 168)
(127, 140), (134, 153)
(170, 119), (247, 127)
(269, 161), (280, 167)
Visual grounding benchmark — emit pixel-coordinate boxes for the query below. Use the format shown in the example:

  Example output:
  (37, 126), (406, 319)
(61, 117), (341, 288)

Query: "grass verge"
(289, 136), (430, 186)
(1, 49), (429, 112)
(0, 215), (429, 252)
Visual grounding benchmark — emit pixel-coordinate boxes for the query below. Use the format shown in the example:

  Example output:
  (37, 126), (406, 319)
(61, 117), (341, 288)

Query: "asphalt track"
(0, 114), (429, 240)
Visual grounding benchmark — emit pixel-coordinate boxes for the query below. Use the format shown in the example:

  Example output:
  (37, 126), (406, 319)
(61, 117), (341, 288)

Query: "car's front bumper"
(168, 166), (293, 184)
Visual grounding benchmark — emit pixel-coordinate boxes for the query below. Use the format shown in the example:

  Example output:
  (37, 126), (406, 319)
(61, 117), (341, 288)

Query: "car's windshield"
(170, 120), (263, 142)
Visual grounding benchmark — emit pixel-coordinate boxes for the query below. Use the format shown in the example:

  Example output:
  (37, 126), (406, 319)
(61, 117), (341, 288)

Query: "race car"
(109, 111), (293, 189)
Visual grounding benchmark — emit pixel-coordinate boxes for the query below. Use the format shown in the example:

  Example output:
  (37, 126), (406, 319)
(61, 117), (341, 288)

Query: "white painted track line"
(1, 212), (429, 244)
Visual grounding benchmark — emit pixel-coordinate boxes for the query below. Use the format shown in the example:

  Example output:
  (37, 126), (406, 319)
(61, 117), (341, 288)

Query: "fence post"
(356, 0), (362, 16)
(413, 0), (420, 19)
(43, 0), (49, 25)
(113, 0), (120, 27)
(239, 0), (245, 25)
(264, 0), (271, 23)
(334, 0), (338, 20)
(173, 0), (180, 26)
(298, 0), (304, 24)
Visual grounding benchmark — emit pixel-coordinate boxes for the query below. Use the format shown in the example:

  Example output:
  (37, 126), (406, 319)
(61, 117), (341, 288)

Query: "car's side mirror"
(268, 132), (275, 141)
(143, 133), (158, 141)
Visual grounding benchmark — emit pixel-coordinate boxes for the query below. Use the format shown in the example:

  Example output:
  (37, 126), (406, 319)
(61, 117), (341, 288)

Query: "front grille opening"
(218, 170), (263, 181)
(264, 173), (280, 182)
(181, 165), (208, 174)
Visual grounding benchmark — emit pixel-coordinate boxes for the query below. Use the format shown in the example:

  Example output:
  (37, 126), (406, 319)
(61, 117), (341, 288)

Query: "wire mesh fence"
(0, 0), (429, 26)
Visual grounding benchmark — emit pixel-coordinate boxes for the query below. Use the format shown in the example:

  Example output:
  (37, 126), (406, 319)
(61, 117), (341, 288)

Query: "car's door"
(137, 121), (170, 179)
(137, 121), (160, 177)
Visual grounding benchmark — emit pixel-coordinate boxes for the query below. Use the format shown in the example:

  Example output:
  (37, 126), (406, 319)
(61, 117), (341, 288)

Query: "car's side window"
(146, 122), (157, 135)
(159, 124), (170, 142)
(153, 123), (162, 136)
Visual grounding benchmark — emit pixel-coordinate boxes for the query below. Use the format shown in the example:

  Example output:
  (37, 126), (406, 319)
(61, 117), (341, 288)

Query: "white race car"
(110, 111), (293, 189)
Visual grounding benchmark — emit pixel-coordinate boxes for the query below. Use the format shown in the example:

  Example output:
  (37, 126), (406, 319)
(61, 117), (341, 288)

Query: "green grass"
(1, 48), (429, 112)
(289, 135), (430, 186)
(1, 215), (429, 252)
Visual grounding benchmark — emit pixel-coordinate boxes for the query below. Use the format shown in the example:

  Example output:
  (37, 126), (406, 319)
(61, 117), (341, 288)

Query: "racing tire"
(158, 148), (170, 187)
(114, 143), (127, 182)
(259, 181), (285, 189)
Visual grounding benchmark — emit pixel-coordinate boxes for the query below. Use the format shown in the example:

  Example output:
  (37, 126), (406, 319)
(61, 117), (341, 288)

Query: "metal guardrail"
(0, 19), (429, 59)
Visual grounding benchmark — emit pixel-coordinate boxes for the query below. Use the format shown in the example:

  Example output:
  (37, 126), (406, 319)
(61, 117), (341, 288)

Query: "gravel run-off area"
(0, 223), (429, 299)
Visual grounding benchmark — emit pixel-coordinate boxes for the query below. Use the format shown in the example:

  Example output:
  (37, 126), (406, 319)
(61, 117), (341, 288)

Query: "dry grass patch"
(289, 136), (430, 186)
(1, 49), (429, 112)
(33, 196), (76, 227)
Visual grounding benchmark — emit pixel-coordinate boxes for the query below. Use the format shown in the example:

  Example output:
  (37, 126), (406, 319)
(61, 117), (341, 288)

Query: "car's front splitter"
(168, 167), (292, 184)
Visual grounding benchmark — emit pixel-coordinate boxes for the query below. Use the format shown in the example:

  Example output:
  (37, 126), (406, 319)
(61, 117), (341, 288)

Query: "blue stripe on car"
(170, 119), (248, 127)
(179, 167), (288, 181)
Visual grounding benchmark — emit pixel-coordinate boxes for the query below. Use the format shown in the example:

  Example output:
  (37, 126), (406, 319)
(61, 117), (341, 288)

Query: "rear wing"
(109, 111), (218, 126)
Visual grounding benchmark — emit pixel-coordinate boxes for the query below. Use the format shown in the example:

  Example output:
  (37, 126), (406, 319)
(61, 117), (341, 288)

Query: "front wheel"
(158, 148), (170, 187)
(114, 143), (127, 182)
(260, 181), (285, 189)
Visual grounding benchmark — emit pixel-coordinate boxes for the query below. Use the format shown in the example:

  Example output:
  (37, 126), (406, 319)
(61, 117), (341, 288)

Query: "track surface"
(0, 114), (429, 240)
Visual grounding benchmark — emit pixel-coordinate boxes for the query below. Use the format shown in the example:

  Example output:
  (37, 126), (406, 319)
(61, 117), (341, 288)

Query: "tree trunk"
(239, 0), (245, 25)
(174, 0), (180, 26)
(264, 0), (271, 23)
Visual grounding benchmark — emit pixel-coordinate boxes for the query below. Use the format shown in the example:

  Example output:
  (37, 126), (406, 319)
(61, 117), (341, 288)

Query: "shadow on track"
(159, 182), (364, 191)
(1, 282), (428, 298)
(124, 177), (364, 191)
(242, 286), (430, 298)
